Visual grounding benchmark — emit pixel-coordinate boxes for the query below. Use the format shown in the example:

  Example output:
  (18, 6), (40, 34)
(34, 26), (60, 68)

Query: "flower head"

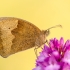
(33, 37), (70, 70)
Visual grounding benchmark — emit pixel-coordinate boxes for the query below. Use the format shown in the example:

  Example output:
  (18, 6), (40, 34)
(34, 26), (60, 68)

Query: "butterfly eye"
(47, 29), (49, 32)
(45, 30), (50, 36)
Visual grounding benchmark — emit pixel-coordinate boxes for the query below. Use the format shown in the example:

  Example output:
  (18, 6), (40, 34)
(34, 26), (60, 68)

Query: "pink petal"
(45, 64), (60, 70)
(60, 37), (64, 46)
(62, 50), (70, 64)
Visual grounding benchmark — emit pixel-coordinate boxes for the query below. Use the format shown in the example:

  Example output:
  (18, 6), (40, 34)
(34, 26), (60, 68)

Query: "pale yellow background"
(0, 0), (70, 70)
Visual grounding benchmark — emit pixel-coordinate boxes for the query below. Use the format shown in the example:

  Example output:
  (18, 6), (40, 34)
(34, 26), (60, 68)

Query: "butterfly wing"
(0, 17), (41, 57)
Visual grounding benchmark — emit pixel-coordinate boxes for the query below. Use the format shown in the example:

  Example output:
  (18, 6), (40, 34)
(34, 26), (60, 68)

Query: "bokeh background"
(0, 0), (70, 70)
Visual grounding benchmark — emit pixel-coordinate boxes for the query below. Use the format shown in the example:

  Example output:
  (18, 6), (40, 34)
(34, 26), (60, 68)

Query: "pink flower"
(33, 37), (70, 70)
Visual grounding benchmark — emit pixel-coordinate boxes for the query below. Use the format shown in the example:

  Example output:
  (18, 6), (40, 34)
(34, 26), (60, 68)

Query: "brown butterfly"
(0, 17), (62, 58)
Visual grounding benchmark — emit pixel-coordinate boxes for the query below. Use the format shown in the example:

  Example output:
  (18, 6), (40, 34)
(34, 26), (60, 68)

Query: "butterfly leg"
(34, 46), (39, 58)
(40, 40), (49, 50)
(44, 40), (49, 45)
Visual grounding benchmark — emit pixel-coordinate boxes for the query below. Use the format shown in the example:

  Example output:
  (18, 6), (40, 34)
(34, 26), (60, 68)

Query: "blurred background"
(0, 0), (70, 70)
